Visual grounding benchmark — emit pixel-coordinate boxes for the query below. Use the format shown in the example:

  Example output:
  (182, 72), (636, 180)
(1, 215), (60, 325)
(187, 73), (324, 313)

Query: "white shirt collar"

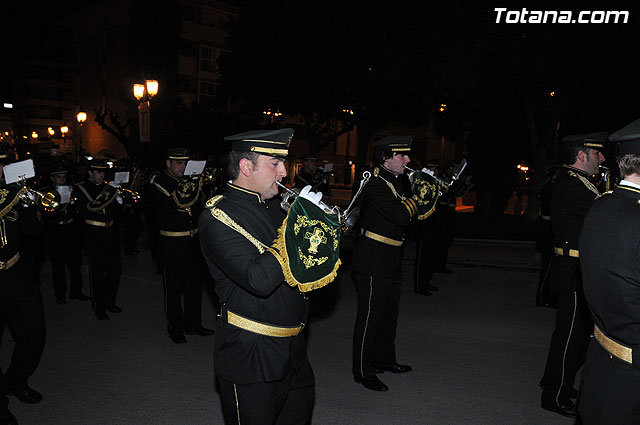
(620, 179), (640, 190)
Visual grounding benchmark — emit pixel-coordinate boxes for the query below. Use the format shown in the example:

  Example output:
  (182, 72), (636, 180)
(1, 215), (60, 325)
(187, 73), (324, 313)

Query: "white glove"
(108, 181), (118, 187)
(421, 167), (435, 177)
(299, 185), (323, 206)
(116, 196), (124, 205)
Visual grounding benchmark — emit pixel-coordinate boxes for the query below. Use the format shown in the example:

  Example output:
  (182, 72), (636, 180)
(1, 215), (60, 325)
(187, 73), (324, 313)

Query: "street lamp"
(76, 110), (87, 162)
(31, 131), (38, 142)
(132, 79), (158, 143)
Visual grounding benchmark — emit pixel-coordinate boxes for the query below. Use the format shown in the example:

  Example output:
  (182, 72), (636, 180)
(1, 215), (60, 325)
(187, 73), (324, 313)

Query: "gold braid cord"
(268, 214), (342, 293)
(0, 187), (26, 220)
(76, 184), (118, 212)
(172, 176), (203, 209)
(567, 170), (599, 196)
(206, 195), (268, 254)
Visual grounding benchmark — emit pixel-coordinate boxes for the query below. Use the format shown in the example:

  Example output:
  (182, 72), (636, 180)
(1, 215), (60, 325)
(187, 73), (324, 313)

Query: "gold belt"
(553, 247), (579, 257)
(85, 219), (114, 228)
(56, 218), (74, 225)
(226, 310), (303, 337)
(160, 229), (199, 237)
(541, 215), (550, 221)
(362, 230), (403, 246)
(594, 325), (633, 365)
(0, 252), (20, 271)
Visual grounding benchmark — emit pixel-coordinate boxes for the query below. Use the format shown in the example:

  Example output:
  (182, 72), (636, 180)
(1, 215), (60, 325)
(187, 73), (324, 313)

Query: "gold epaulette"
(566, 169), (599, 196)
(206, 195), (268, 253)
(0, 186), (26, 220)
(150, 174), (171, 197)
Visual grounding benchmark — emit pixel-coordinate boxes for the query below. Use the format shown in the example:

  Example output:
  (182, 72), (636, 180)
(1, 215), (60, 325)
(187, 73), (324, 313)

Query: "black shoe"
(185, 327), (215, 336)
(70, 293), (91, 301)
(8, 386), (43, 404)
(541, 399), (576, 418)
(170, 333), (187, 344)
(376, 363), (412, 374)
(414, 288), (433, 296)
(56, 298), (66, 305)
(95, 312), (109, 320)
(0, 408), (18, 425)
(354, 375), (388, 391)
(106, 305), (122, 313)
(538, 381), (579, 399)
(426, 284), (439, 291)
(436, 268), (453, 274)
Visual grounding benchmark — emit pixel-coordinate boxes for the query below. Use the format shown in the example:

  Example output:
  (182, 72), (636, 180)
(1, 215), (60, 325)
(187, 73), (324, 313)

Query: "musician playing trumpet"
(0, 143), (46, 425)
(74, 158), (123, 320)
(40, 163), (87, 304)
(199, 128), (341, 424)
(351, 135), (436, 392)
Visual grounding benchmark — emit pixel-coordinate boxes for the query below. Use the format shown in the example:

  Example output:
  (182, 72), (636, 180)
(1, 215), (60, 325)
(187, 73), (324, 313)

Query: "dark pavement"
(2, 228), (577, 424)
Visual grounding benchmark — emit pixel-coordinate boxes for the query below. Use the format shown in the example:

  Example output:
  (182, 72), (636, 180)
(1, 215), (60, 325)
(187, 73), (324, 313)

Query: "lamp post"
(76, 110), (87, 162)
(133, 79), (158, 143)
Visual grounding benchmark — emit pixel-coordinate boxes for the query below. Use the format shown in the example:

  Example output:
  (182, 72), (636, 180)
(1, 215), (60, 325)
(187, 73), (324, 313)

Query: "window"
(199, 46), (216, 73)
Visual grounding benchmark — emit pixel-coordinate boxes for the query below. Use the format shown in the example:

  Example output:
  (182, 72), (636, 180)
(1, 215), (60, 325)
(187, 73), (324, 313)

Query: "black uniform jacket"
(580, 184), (640, 347)
(550, 165), (599, 293)
(198, 183), (309, 384)
(0, 183), (41, 291)
(148, 171), (203, 232)
(351, 165), (413, 278)
(74, 181), (120, 224)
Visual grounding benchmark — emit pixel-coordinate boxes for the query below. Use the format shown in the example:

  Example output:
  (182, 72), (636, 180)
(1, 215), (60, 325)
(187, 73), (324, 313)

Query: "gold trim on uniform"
(249, 146), (289, 156)
(206, 195), (268, 254)
(0, 252), (20, 270)
(594, 325), (633, 365)
(553, 247), (579, 257)
(55, 218), (74, 225)
(159, 229), (198, 237)
(362, 229), (403, 246)
(226, 309), (303, 337)
(584, 142), (604, 148)
(85, 219), (114, 228)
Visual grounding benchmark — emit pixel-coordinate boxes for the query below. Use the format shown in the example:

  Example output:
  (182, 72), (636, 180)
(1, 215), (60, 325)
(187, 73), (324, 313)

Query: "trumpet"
(113, 185), (141, 203)
(404, 158), (468, 191)
(18, 181), (59, 211)
(275, 170), (371, 232)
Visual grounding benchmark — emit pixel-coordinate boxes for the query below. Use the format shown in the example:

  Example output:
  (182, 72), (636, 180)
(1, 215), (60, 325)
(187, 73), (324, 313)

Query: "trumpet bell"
(341, 206), (360, 233)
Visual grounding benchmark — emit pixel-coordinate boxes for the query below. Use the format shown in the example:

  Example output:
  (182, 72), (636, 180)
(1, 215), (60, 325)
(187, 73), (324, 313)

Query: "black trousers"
(541, 290), (592, 406)
(0, 260), (46, 410)
(579, 341), (640, 425)
(45, 224), (83, 300)
(84, 225), (121, 315)
(159, 235), (205, 334)
(413, 217), (438, 292)
(352, 272), (401, 378)
(123, 205), (140, 253)
(218, 359), (315, 425)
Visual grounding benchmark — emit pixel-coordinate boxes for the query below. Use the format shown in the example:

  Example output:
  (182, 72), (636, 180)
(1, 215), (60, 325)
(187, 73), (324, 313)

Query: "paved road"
(3, 233), (576, 425)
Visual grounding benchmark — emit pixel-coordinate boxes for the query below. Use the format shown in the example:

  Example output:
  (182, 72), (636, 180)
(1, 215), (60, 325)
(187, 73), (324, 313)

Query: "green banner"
(410, 171), (440, 219)
(270, 196), (342, 292)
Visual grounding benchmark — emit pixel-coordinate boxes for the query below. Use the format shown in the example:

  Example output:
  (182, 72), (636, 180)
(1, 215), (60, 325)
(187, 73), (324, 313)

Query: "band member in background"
(539, 132), (606, 418)
(579, 120), (640, 423)
(74, 158), (123, 321)
(351, 136), (434, 392)
(199, 128), (339, 424)
(148, 147), (213, 344)
(40, 164), (88, 305)
(294, 153), (321, 190)
(0, 143), (46, 425)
